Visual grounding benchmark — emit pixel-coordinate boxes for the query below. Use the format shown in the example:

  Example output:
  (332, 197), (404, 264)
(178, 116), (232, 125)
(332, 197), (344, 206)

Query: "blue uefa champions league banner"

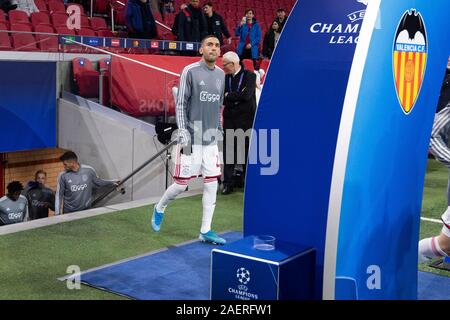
(0, 61), (57, 153)
(244, 0), (450, 300)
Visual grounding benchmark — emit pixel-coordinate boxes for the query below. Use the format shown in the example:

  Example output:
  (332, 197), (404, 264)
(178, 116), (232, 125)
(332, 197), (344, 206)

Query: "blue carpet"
(418, 271), (450, 300)
(80, 231), (450, 300)
(81, 231), (243, 300)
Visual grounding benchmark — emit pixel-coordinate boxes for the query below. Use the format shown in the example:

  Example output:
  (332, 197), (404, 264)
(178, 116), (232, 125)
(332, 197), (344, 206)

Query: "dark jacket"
(176, 5), (207, 42)
(263, 29), (279, 59)
(224, 67), (257, 123)
(437, 68), (450, 112)
(126, 0), (158, 39)
(275, 16), (288, 31)
(235, 20), (262, 59)
(205, 12), (230, 45)
(23, 181), (55, 220)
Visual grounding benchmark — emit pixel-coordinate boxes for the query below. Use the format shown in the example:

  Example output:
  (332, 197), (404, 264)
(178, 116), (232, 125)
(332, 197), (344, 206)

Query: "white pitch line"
(421, 217), (442, 224)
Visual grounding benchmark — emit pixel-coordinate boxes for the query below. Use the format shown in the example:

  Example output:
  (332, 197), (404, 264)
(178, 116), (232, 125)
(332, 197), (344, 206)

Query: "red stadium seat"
(259, 58), (270, 73)
(89, 17), (108, 31)
(10, 23), (32, 32)
(47, 0), (66, 13)
(31, 12), (51, 27)
(242, 59), (254, 72)
(0, 9), (6, 23)
(0, 21), (7, 30)
(34, 24), (58, 51)
(8, 10), (30, 25)
(51, 13), (68, 27)
(0, 32), (12, 50)
(34, 0), (48, 13)
(72, 57), (100, 98)
(96, 29), (113, 37)
(76, 27), (95, 36)
(12, 33), (38, 51)
(94, 0), (109, 14)
(55, 26), (75, 35)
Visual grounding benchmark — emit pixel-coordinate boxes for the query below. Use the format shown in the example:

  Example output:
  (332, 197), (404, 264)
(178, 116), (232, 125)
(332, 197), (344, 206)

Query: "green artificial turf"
(0, 192), (244, 300)
(0, 159), (449, 299)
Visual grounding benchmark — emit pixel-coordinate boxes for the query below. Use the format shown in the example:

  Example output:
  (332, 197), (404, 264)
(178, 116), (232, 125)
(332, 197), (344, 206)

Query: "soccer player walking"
(151, 35), (226, 245)
(419, 105), (450, 261)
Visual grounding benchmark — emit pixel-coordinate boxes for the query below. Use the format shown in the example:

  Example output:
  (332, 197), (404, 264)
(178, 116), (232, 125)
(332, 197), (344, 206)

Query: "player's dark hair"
(203, 1), (213, 7)
(201, 34), (220, 46)
(7, 181), (23, 194)
(277, 8), (285, 13)
(35, 170), (46, 180)
(60, 151), (78, 162)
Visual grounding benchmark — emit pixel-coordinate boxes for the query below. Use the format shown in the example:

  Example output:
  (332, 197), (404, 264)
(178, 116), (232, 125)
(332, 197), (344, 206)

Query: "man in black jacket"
(203, 2), (231, 46)
(23, 170), (55, 220)
(221, 51), (257, 195)
(176, 0), (207, 43)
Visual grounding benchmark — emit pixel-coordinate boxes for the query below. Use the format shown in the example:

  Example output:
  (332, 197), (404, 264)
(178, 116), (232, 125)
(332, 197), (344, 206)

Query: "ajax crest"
(393, 9), (427, 114)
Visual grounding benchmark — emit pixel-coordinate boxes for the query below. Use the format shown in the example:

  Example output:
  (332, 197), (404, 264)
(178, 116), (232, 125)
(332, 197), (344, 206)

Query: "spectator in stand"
(262, 20), (281, 59)
(0, 0), (17, 12)
(126, 0), (158, 39)
(175, 0), (207, 43)
(235, 8), (262, 68)
(11, 0), (38, 15)
(159, 0), (174, 14)
(23, 170), (55, 221)
(202, 2), (231, 46)
(275, 8), (288, 32)
(0, 181), (28, 226)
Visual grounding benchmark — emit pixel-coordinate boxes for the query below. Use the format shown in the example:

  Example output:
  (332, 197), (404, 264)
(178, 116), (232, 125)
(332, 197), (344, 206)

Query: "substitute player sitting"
(419, 104), (450, 261)
(151, 35), (226, 245)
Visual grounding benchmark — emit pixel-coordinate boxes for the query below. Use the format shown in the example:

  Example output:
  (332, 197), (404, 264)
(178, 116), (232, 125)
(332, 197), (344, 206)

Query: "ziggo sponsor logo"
(200, 91), (220, 102)
(71, 184), (88, 192)
(8, 212), (23, 220)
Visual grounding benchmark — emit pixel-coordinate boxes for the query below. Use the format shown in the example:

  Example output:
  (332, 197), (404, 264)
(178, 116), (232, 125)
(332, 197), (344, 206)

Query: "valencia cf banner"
(244, 0), (450, 300)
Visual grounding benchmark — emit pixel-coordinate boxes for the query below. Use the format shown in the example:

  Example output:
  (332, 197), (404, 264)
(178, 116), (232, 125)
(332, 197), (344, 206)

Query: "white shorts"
(442, 209), (450, 237)
(172, 144), (221, 185)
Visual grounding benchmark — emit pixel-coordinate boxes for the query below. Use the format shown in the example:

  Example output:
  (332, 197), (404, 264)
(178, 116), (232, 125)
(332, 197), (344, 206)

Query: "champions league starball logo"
(236, 267), (250, 285)
(393, 9), (427, 115)
(227, 267), (258, 299)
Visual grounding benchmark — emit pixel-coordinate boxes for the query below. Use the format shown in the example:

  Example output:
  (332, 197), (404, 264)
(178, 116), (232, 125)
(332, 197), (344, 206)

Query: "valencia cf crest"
(393, 9), (427, 115)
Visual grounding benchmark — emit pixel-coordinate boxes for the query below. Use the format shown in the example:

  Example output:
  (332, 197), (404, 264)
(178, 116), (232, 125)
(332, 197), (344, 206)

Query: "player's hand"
(180, 3), (187, 9)
(227, 38), (232, 45)
(177, 128), (190, 147)
(246, 44), (251, 49)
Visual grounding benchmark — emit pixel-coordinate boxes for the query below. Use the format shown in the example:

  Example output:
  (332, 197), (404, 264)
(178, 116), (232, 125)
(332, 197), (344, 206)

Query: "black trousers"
(222, 116), (253, 188)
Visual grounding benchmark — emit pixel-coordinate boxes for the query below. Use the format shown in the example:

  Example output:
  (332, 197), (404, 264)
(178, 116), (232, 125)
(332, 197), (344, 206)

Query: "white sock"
(418, 237), (446, 262)
(156, 182), (187, 213)
(200, 179), (218, 234)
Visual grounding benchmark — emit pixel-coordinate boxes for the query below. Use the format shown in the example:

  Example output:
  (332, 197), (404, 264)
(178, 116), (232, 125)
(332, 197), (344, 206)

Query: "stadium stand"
(72, 57), (100, 98)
